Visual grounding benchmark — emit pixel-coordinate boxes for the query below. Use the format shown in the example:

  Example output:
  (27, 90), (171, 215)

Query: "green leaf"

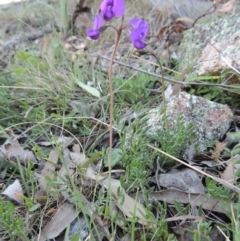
(174, 201), (184, 215)
(70, 233), (81, 241)
(227, 132), (240, 144)
(104, 148), (123, 167)
(75, 79), (100, 98)
(29, 203), (41, 212)
(13, 67), (27, 75)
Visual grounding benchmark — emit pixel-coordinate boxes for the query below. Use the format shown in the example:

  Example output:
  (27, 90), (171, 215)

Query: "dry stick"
(192, 4), (217, 27)
(148, 144), (240, 194)
(89, 117), (240, 194)
(216, 226), (231, 241)
(164, 2), (217, 45)
(95, 55), (240, 90)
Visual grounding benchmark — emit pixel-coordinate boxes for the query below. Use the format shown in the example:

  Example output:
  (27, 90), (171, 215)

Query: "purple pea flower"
(100, 0), (125, 21)
(129, 18), (149, 49)
(86, 15), (104, 40)
(129, 18), (148, 29)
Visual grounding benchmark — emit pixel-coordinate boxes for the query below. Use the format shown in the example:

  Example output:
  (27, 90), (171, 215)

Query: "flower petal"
(100, 0), (113, 12)
(130, 26), (148, 42)
(129, 18), (148, 29)
(102, 10), (114, 21)
(100, 0), (114, 21)
(133, 40), (146, 49)
(141, 25), (149, 39)
(112, 0), (125, 17)
(93, 14), (104, 30)
(129, 18), (143, 28)
(138, 20), (148, 28)
(86, 29), (100, 40)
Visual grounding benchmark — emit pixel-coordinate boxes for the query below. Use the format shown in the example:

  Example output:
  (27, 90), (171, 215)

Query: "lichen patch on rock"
(147, 91), (233, 148)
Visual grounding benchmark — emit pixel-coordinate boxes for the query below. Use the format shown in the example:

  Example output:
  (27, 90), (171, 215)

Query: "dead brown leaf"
(38, 203), (79, 241)
(0, 129), (37, 164)
(220, 154), (240, 184)
(46, 208), (58, 215)
(211, 142), (226, 162)
(216, 0), (235, 13)
(158, 169), (205, 193)
(100, 178), (151, 226)
(2, 179), (24, 204)
(133, 190), (225, 214)
(41, 150), (59, 178)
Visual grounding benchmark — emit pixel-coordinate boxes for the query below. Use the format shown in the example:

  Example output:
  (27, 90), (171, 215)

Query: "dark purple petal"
(100, 0), (114, 21)
(130, 26), (148, 49)
(130, 26), (148, 42)
(86, 29), (100, 40)
(112, 0), (125, 17)
(133, 40), (146, 49)
(93, 14), (104, 30)
(102, 10), (114, 21)
(141, 25), (148, 39)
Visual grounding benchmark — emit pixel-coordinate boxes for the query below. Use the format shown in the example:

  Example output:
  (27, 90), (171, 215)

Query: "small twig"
(216, 226), (231, 241)
(95, 55), (240, 90)
(192, 4), (217, 28)
(148, 144), (240, 194)
(155, 157), (163, 191)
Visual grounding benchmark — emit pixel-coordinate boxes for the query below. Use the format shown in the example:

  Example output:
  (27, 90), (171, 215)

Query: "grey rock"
(177, 14), (240, 77)
(147, 91), (233, 148)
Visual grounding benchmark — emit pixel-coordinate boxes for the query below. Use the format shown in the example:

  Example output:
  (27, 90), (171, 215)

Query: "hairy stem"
(106, 21), (123, 224)
(108, 29), (121, 168)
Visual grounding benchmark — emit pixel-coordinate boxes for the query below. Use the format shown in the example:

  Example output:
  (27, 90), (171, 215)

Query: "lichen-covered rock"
(147, 92), (233, 148)
(177, 14), (240, 77)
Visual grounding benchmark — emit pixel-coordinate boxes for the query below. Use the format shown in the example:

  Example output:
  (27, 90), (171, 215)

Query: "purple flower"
(129, 18), (149, 49)
(129, 18), (148, 29)
(100, 0), (125, 21)
(86, 15), (104, 40)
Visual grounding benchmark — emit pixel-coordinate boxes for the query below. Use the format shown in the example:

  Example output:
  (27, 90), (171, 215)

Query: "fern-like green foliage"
(148, 115), (197, 167)
(0, 197), (30, 240)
